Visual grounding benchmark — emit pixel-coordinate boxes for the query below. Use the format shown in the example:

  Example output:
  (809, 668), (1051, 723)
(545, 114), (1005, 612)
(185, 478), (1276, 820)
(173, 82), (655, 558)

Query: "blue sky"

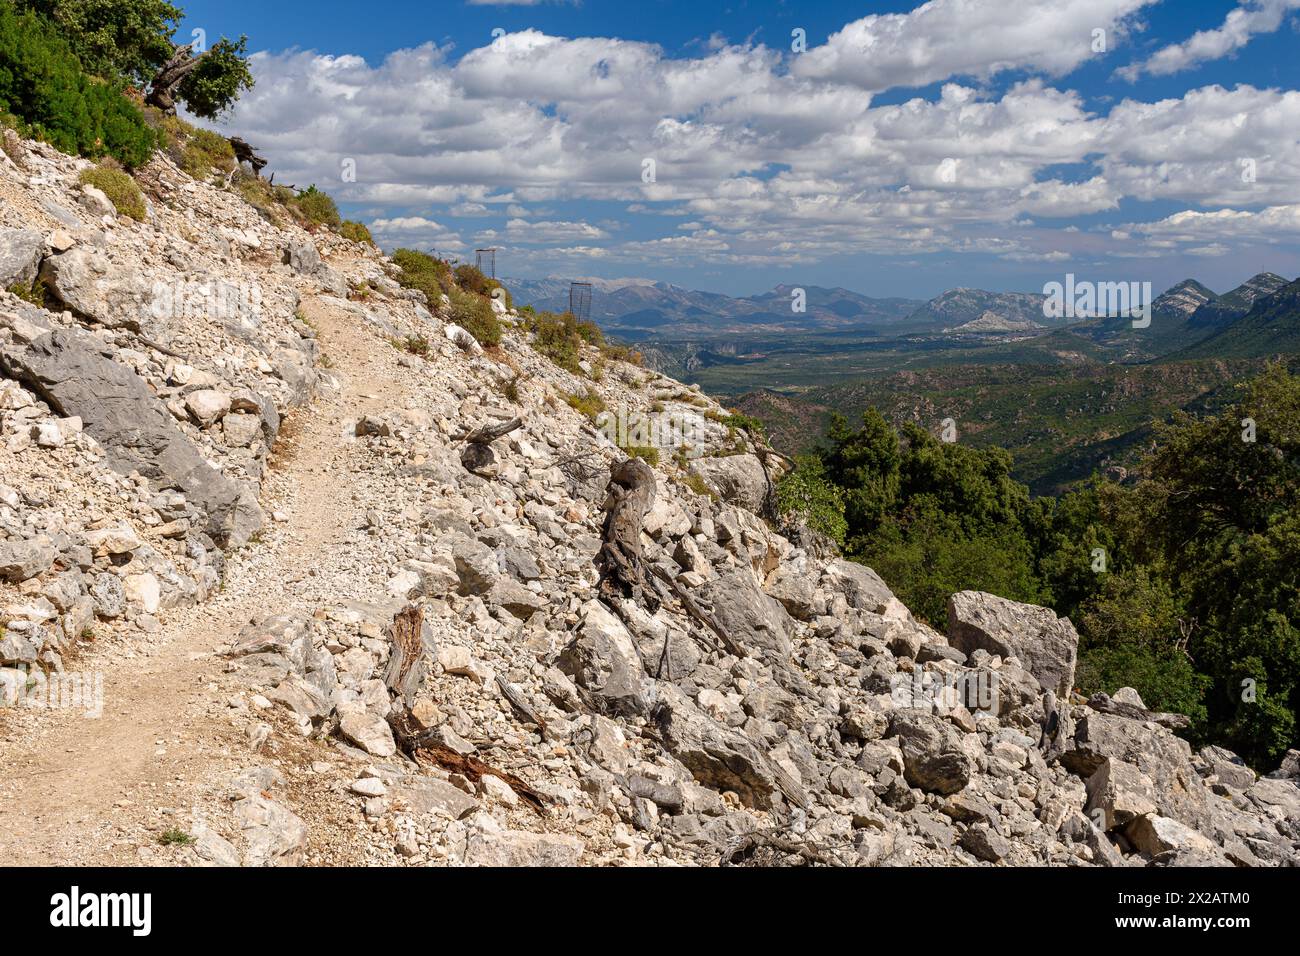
(180, 1), (1300, 299)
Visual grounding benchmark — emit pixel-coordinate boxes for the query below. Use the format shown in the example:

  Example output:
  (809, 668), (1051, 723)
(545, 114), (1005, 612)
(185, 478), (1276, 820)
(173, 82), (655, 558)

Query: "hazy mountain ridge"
(1174, 278), (1300, 360)
(505, 276), (924, 339)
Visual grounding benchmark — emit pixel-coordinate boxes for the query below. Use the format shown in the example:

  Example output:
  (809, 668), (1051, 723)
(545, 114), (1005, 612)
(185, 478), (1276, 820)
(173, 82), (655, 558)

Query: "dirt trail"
(0, 296), (402, 865)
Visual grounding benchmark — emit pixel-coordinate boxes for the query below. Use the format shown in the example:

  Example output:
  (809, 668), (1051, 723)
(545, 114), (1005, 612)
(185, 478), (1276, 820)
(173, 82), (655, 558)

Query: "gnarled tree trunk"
(146, 42), (206, 114)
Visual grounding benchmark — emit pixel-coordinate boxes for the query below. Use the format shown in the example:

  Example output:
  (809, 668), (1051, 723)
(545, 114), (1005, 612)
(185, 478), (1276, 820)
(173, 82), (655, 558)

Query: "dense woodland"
(778, 362), (1300, 769)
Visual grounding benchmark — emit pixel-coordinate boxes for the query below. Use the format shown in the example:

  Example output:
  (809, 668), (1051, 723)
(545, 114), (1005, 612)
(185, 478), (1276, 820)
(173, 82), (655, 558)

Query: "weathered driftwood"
(594, 457), (749, 663)
(649, 563), (747, 659)
(596, 458), (657, 606)
(1087, 692), (1190, 730)
(720, 830), (847, 867)
(454, 416), (523, 444)
(383, 604), (428, 707)
(230, 137), (268, 177)
(387, 709), (546, 813)
(457, 416), (524, 475)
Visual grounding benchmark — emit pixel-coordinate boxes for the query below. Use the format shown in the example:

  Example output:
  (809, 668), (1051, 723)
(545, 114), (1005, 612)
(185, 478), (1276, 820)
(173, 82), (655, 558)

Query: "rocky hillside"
(0, 128), (1296, 868)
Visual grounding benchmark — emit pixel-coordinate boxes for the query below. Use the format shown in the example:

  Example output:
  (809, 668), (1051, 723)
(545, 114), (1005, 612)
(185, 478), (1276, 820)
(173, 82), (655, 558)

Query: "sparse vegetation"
(339, 220), (373, 244)
(598, 341), (644, 366)
(232, 169), (292, 224)
(156, 114), (234, 178)
(525, 310), (585, 375)
(79, 164), (147, 220)
(391, 248), (452, 305)
(6, 278), (47, 306)
(564, 389), (606, 421)
(621, 445), (659, 466)
(452, 263), (491, 296)
(396, 334), (429, 357)
(292, 185), (341, 229)
(448, 288), (502, 347)
(682, 469), (717, 499)
(158, 828), (195, 846)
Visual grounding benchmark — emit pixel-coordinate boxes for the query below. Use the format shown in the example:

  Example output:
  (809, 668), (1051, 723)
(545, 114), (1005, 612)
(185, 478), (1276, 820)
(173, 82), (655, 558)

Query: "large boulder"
(887, 709), (973, 795)
(699, 568), (793, 658)
(1084, 758), (1158, 831)
(37, 246), (152, 327)
(0, 328), (264, 545)
(823, 559), (905, 617)
(692, 454), (769, 512)
(557, 600), (650, 716)
(1124, 814), (1218, 858)
(763, 553), (819, 620)
(282, 240), (321, 274)
(461, 826), (584, 867)
(654, 685), (807, 811)
(1199, 745), (1256, 791)
(946, 591), (1078, 698)
(0, 536), (56, 583)
(0, 228), (47, 288)
(1063, 711), (1213, 834)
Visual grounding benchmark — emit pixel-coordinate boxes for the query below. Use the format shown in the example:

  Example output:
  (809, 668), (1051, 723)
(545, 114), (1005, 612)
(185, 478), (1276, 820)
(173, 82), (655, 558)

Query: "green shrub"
(157, 115), (233, 177)
(391, 248), (453, 305)
(706, 408), (766, 436)
(599, 340), (644, 366)
(564, 390), (606, 421)
(339, 220), (373, 244)
(79, 164), (146, 220)
(453, 263), (492, 296)
(0, 3), (156, 167)
(453, 263), (515, 309)
(622, 445), (659, 466)
(776, 455), (847, 546)
(1076, 643), (1210, 732)
(396, 334), (429, 357)
(448, 289), (501, 347)
(158, 828), (195, 847)
(526, 310), (584, 374)
(575, 318), (603, 344)
(6, 278), (47, 306)
(293, 185), (340, 228)
(683, 469), (717, 499)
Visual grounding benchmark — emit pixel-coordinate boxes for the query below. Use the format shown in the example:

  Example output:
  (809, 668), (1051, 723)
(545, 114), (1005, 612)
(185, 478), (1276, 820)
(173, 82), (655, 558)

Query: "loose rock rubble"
(1, 129), (1296, 867)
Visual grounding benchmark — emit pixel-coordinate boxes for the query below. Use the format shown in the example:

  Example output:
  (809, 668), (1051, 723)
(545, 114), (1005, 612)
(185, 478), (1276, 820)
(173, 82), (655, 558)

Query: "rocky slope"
(0, 129), (1296, 868)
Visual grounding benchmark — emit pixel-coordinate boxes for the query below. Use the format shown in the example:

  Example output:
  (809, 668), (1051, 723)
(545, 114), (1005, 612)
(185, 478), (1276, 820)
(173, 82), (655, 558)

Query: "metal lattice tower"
(569, 281), (593, 323)
(475, 248), (498, 279)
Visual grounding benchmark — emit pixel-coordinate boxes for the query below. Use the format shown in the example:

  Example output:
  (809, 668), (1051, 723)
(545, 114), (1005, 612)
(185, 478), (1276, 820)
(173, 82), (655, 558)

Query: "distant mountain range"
(1175, 277), (1300, 360)
(912, 288), (1049, 332)
(506, 272), (1300, 371)
(1070, 272), (1292, 360)
(504, 277), (923, 339)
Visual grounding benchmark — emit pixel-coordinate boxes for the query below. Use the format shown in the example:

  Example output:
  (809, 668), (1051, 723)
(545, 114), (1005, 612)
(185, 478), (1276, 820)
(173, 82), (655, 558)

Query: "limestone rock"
(946, 590), (1078, 697)
(0, 227), (47, 288)
(0, 329), (264, 545)
(557, 600), (649, 716)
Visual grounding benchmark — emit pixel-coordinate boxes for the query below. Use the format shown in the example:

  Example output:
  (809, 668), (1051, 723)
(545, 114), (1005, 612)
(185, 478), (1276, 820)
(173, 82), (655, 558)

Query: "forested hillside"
(777, 362), (1300, 768)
